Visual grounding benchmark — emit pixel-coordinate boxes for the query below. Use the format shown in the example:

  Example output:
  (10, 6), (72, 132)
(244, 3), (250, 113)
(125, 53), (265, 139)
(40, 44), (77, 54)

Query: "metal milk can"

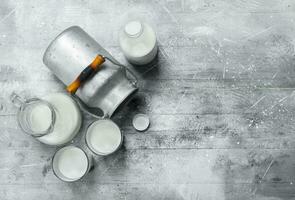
(43, 26), (138, 118)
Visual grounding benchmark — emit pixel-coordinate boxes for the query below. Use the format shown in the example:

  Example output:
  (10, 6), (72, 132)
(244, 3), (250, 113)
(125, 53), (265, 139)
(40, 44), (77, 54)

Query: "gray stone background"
(1, 0), (295, 199)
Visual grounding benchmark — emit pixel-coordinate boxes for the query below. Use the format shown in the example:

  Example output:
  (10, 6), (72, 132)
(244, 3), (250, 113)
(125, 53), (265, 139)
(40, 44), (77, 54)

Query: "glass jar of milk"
(11, 92), (82, 146)
(119, 20), (158, 65)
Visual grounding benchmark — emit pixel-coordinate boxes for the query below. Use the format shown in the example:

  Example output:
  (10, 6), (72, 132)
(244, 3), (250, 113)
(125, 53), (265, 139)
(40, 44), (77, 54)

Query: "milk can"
(43, 26), (138, 118)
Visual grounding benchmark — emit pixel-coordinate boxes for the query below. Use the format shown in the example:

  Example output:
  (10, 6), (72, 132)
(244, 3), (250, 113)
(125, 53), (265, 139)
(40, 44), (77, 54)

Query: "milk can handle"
(71, 94), (107, 119)
(124, 66), (138, 86)
(67, 55), (106, 94)
(103, 56), (138, 86)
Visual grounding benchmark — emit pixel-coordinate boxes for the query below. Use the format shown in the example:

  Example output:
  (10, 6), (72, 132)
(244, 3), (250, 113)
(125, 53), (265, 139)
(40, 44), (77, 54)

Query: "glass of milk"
(52, 146), (92, 182)
(85, 119), (123, 156)
(11, 92), (56, 137)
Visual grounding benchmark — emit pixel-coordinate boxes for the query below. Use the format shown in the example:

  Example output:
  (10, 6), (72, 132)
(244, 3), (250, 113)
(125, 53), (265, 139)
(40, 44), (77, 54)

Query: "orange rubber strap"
(66, 55), (105, 94)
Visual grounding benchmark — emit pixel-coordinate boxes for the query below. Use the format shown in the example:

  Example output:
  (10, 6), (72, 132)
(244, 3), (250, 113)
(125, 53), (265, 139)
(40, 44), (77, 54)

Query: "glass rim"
(17, 98), (56, 137)
(85, 119), (123, 156)
(51, 145), (91, 182)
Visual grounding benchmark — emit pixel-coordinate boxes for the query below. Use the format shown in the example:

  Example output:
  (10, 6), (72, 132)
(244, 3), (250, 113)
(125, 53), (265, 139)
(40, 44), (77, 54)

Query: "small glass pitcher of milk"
(11, 92), (82, 145)
(11, 92), (55, 137)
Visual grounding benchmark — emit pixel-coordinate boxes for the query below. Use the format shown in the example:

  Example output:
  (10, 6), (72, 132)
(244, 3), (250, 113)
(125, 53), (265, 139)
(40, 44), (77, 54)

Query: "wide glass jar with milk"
(85, 119), (123, 156)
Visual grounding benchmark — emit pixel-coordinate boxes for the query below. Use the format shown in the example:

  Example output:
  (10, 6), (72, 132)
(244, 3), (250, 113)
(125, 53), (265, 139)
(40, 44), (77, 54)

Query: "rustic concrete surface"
(1, 0), (295, 199)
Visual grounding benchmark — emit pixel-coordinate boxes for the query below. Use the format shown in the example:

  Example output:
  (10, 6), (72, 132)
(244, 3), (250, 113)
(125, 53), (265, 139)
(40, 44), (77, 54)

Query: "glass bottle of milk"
(119, 20), (158, 65)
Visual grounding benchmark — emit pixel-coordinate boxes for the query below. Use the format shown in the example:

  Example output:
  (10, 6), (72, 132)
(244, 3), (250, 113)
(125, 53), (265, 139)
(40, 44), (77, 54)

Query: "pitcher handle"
(10, 92), (25, 108)
(103, 56), (138, 86)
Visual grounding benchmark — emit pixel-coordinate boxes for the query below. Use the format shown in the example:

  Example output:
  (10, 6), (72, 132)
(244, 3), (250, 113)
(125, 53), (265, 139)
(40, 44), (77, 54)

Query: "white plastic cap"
(132, 114), (150, 131)
(124, 21), (143, 38)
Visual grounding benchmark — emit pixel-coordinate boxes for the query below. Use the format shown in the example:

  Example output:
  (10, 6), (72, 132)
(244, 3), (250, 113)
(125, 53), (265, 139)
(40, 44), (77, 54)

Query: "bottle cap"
(124, 21), (143, 38)
(132, 113), (150, 131)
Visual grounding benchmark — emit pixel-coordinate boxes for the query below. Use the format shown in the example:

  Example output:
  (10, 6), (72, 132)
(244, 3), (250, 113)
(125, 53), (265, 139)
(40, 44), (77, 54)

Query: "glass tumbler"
(10, 92), (56, 137)
(52, 146), (93, 182)
(85, 119), (123, 156)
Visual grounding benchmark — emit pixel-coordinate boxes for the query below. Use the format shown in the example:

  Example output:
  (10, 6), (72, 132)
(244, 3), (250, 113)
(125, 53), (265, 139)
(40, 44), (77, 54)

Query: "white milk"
(29, 103), (52, 134)
(86, 120), (122, 155)
(53, 146), (89, 181)
(37, 93), (82, 145)
(119, 21), (158, 65)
